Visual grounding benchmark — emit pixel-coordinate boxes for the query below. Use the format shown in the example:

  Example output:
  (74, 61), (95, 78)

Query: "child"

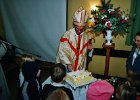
(42, 63), (73, 100)
(19, 61), (42, 100)
(86, 80), (114, 100)
(126, 74), (140, 100)
(47, 89), (70, 100)
(116, 83), (137, 100)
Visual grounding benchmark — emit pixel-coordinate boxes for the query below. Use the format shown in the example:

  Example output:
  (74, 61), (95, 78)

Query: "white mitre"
(73, 7), (89, 26)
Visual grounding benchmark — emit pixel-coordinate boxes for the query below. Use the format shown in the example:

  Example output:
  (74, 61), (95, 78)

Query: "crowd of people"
(17, 60), (140, 100)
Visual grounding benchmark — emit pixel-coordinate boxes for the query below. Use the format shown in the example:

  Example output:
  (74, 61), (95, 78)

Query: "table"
(102, 43), (115, 78)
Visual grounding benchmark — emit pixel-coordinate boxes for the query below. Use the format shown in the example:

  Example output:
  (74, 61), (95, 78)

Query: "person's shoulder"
(61, 86), (72, 92)
(43, 84), (53, 89)
(67, 28), (75, 32)
(64, 28), (75, 35)
(42, 84), (55, 100)
(61, 86), (74, 100)
(42, 84), (55, 98)
(62, 28), (76, 39)
(131, 45), (137, 51)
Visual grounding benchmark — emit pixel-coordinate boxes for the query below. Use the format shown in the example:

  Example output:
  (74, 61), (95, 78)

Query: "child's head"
(51, 63), (66, 83)
(116, 83), (137, 100)
(46, 89), (70, 100)
(22, 61), (40, 82)
(86, 80), (114, 100)
(127, 74), (140, 95)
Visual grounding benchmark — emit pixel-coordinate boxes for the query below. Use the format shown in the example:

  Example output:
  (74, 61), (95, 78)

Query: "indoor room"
(0, 0), (140, 100)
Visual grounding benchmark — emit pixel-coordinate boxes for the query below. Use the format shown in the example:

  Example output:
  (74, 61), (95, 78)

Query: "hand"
(128, 70), (134, 75)
(67, 64), (73, 72)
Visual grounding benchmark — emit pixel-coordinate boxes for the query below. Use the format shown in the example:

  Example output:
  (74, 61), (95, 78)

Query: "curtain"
(0, 0), (66, 62)
(125, 0), (140, 45)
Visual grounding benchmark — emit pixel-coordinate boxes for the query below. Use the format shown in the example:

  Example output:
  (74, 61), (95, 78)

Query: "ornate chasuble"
(56, 28), (90, 71)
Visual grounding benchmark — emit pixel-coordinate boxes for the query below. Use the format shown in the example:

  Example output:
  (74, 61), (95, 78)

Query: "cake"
(65, 70), (94, 88)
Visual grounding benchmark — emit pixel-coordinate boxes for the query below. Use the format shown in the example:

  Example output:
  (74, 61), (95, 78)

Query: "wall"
(68, 0), (132, 77)
(1, 0), (66, 62)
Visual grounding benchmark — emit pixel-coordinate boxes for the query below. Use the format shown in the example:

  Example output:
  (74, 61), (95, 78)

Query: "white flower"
(108, 9), (115, 13)
(122, 15), (125, 19)
(101, 15), (107, 19)
(89, 17), (95, 22)
(125, 17), (128, 20)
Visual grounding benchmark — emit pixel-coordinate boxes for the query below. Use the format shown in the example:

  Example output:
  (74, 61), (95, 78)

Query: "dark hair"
(127, 74), (140, 93)
(22, 62), (41, 100)
(116, 83), (137, 100)
(133, 75), (140, 93)
(22, 61), (39, 82)
(136, 32), (140, 36)
(51, 63), (66, 82)
(132, 32), (140, 46)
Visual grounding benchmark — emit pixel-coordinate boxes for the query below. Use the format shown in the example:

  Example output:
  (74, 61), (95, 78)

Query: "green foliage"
(90, 0), (130, 36)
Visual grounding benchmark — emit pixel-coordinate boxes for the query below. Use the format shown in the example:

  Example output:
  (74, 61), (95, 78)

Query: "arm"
(56, 37), (74, 71)
(87, 39), (94, 57)
(126, 46), (136, 75)
(57, 42), (73, 64)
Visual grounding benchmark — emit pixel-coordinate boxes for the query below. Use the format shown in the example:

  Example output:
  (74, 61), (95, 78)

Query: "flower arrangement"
(88, 0), (130, 36)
